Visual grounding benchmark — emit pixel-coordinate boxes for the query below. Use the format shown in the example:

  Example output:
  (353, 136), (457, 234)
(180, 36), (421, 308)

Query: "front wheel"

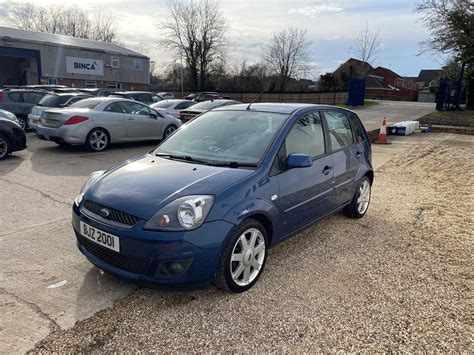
(85, 128), (109, 152)
(0, 134), (10, 160)
(214, 219), (268, 293)
(17, 116), (27, 130)
(343, 176), (372, 218)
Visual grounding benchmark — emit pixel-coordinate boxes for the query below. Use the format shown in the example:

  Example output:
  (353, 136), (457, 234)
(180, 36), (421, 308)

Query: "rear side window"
(348, 112), (367, 142)
(7, 92), (22, 102)
(324, 110), (354, 150)
(175, 101), (194, 110)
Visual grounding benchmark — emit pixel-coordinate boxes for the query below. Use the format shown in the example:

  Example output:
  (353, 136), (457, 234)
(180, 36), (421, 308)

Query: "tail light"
(64, 116), (89, 125)
(0, 92), (3, 102)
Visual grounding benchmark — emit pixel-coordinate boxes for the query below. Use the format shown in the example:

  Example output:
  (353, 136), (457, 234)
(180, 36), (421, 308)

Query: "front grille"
(77, 235), (150, 274)
(83, 200), (139, 227)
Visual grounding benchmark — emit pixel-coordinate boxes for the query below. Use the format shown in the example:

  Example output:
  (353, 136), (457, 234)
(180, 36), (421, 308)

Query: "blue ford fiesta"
(73, 103), (373, 293)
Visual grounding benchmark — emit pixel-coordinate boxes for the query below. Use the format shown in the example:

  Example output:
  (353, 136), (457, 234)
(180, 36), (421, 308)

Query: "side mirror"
(286, 153), (312, 169)
(150, 111), (158, 118)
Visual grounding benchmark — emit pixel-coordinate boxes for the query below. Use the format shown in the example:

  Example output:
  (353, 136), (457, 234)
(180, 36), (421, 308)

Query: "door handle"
(128, 117), (135, 120)
(322, 166), (332, 175)
(355, 151), (362, 159)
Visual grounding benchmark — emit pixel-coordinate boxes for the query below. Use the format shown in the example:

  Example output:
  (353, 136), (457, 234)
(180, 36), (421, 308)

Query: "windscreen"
(151, 101), (174, 109)
(38, 94), (60, 107)
(155, 110), (288, 165)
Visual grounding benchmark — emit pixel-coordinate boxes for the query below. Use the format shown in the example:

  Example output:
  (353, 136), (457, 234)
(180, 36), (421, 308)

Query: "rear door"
(271, 110), (334, 233)
(322, 109), (361, 207)
(119, 101), (161, 139)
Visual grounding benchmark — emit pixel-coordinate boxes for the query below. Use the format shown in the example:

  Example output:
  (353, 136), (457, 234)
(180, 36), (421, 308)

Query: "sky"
(0, 0), (448, 77)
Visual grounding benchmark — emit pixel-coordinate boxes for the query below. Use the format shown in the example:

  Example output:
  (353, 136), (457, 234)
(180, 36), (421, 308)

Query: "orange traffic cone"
(374, 117), (390, 144)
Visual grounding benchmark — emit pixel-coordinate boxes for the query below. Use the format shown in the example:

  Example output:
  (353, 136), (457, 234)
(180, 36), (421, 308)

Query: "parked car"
(72, 103), (373, 292)
(185, 92), (230, 102)
(36, 97), (181, 151)
(0, 89), (49, 130)
(179, 99), (241, 121)
(150, 99), (197, 119)
(157, 92), (176, 100)
(78, 88), (125, 97)
(110, 91), (163, 104)
(28, 93), (92, 130)
(0, 108), (19, 124)
(0, 116), (27, 160)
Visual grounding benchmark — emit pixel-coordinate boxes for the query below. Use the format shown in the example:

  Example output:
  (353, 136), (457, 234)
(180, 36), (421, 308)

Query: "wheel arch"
(244, 213), (274, 247)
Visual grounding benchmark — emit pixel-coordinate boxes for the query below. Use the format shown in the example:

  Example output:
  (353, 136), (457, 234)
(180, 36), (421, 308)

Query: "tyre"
(17, 116), (27, 130)
(343, 176), (372, 219)
(214, 219), (268, 293)
(85, 128), (109, 152)
(0, 134), (10, 160)
(163, 124), (177, 139)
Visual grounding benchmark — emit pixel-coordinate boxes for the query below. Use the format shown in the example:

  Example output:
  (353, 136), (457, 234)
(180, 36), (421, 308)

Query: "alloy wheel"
(0, 136), (8, 158)
(89, 131), (108, 151)
(357, 180), (371, 214)
(230, 228), (266, 286)
(17, 118), (26, 130)
(164, 125), (176, 138)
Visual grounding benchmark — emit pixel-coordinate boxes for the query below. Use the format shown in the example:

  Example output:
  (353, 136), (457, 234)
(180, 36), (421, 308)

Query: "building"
(0, 26), (150, 90)
(415, 69), (443, 90)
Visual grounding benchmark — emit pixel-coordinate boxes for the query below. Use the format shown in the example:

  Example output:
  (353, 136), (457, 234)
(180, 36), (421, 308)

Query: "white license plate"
(80, 221), (120, 252)
(45, 119), (59, 127)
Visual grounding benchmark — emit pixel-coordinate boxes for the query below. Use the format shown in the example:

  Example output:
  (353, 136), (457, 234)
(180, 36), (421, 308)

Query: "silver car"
(150, 99), (197, 119)
(35, 97), (182, 152)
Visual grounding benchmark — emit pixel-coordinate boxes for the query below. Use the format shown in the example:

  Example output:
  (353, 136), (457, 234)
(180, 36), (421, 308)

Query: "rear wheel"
(163, 124), (177, 138)
(214, 219), (268, 293)
(0, 134), (11, 160)
(85, 128), (109, 152)
(343, 176), (371, 218)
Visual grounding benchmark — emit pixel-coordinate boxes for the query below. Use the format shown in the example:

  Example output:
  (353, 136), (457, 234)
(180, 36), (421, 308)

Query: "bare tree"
(353, 21), (381, 72)
(161, 0), (227, 91)
(263, 27), (312, 92)
(8, 2), (119, 43)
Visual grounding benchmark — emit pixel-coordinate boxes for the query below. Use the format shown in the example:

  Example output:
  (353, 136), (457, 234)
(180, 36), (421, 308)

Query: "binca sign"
(66, 56), (104, 76)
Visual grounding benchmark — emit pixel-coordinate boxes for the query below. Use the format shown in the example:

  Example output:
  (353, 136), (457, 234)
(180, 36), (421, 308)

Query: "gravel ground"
(33, 143), (473, 352)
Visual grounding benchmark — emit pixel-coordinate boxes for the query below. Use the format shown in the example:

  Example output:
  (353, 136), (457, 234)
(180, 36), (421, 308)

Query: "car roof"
(213, 103), (344, 114)
(116, 91), (155, 95)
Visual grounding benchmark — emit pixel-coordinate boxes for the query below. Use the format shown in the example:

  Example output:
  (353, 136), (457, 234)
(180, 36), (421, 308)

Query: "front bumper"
(72, 203), (235, 286)
(36, 124), (86, 144)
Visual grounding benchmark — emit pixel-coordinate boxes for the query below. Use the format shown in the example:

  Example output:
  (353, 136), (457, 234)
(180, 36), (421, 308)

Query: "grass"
(418, 110), (474, 127)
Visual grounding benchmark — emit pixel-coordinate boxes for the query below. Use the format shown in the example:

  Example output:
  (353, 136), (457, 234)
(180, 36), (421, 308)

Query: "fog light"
(155, 259), (193, 277)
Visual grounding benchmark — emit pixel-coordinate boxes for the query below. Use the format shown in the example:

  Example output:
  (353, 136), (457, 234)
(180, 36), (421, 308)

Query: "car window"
(104, 102), (125, 113)
(348, 112), (366, 142)
(151, 95), (162, 102)
(152, 101), (174, 109)
(38, 94), (60, 107)
(119, 101), (151, 116)
(175, 101), (194, 110)
(7, 92), (23, 102)
(23, 92), (44, 104)
(324, 110), (354, 150)
(135, 94), (151, 103)
(68, 98), (103, 109)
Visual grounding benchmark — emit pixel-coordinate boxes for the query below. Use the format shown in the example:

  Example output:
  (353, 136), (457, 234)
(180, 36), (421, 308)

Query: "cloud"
(289, 1), (345, 18)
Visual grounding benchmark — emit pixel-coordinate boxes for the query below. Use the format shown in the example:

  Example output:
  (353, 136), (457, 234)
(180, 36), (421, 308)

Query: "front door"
(272, 111), (334, 234)
(119, 101), (161, 139)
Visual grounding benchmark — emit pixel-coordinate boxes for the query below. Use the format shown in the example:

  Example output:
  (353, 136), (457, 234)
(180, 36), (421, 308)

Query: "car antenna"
(247, 78), (274, 110)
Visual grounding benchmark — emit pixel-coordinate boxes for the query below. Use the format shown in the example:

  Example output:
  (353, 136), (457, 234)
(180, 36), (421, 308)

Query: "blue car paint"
(74, 103), (373, 286)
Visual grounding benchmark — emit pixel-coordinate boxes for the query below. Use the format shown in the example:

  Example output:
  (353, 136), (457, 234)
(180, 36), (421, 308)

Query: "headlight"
(144, 195), (214, 231)
(74, 170), (106, 206)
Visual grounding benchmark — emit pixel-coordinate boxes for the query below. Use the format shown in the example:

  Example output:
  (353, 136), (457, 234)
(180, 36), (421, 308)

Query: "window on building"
(111, 56), (120, 68)
(48, 78), (59, 85)
(134, 59), (143, 71)
(324, 110), (354, 151)
(85, 81), (97, 88)
(106, 82), (121, 89)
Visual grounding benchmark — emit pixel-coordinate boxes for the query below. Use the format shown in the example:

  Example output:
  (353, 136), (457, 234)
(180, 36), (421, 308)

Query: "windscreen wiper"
(211, 161), (258, 168)
(155, 153), (212, 166)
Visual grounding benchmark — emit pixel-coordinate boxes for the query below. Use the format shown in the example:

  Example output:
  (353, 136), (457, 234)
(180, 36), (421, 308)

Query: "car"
(78, 88), (125, 97)
(72, 103), (373, 292)
(150, 99), (197, 119)
(157, 92), (176, 100)
(185, 92), (230, 102)
(0, 108), (19, 124)
(35, 97), (182, 151)
(179, 99), (241, 122)
(28, 93), (92, 130)
(0, 116), (27, 160)
(0, 89), (49, 130)
(110, 91), (163, 105)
